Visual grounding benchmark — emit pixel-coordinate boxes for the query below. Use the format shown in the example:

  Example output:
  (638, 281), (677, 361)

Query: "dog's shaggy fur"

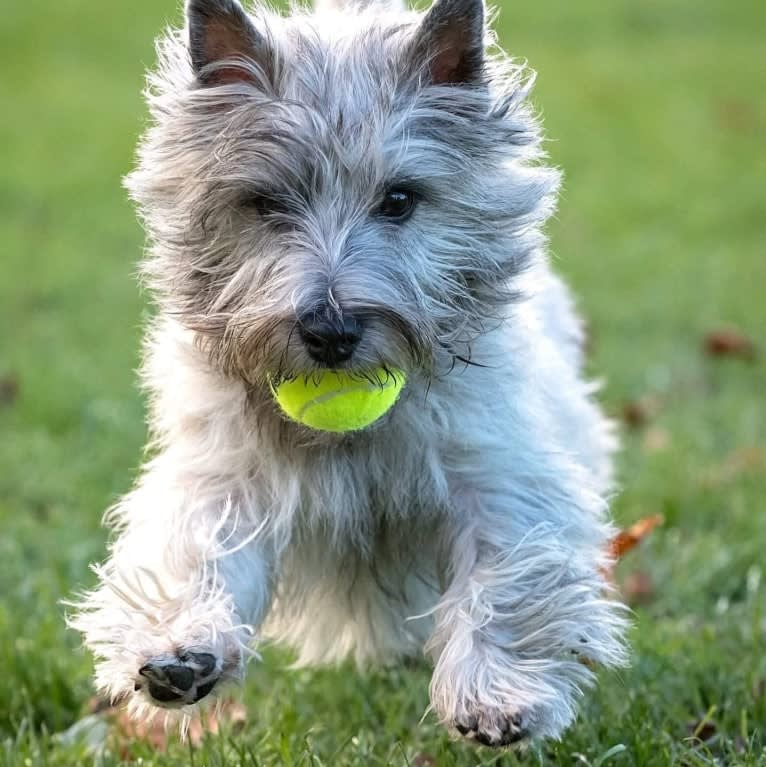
(70, 0), (628, 747)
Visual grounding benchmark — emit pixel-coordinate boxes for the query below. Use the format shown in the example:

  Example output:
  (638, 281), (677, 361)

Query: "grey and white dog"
(70, 0), (628, 747)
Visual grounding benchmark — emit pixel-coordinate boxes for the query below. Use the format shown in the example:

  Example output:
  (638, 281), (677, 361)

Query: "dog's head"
(127, 0), (558, 387)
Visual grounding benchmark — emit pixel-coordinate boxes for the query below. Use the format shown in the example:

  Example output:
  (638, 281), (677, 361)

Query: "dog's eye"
(376, 188), (417, 222)
(241, 191), (290, 218)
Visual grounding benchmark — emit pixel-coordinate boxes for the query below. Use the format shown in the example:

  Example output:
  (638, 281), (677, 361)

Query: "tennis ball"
(270, 369), (406, 433)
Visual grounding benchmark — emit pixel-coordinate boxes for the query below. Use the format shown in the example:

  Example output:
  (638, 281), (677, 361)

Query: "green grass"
(1, 0), (764, 764)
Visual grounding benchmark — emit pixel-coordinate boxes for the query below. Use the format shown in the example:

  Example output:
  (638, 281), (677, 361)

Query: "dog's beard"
(188, 302), (435, 388)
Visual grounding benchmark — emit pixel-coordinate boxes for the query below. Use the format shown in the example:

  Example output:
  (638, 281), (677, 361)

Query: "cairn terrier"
(71, 0), (628, 747)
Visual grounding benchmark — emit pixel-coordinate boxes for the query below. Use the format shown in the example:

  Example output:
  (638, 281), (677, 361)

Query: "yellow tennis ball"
(270, 369), (406, 433)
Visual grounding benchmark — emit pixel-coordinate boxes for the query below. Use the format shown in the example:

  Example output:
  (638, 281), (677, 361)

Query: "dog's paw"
(135, 649), (222, 708)
(433, 674), (579, 747)
(454, 709), (529, 748)
(440, 691), (572, 748)
(430, 648), (584, 747)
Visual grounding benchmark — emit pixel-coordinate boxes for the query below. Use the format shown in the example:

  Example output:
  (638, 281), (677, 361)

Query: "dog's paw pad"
(455, 711), (528, 748)
(137, 650), (222, 707)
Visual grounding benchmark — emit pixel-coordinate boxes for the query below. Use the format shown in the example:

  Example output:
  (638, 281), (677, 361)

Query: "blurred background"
(1, 0), (764, 764)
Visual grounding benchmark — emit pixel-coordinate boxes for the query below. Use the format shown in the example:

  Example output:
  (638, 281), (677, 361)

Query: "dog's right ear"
(187, 0), (272, 86)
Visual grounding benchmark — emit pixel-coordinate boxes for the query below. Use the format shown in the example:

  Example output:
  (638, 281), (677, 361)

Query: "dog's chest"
(292, 436), (449, 536)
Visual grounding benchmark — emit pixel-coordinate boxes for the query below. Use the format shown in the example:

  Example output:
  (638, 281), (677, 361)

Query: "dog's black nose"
(298, 312), (362, 366)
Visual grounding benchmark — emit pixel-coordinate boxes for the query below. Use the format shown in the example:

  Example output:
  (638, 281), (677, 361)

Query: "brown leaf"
(621, 394), (662, 428)
(716, 98), (760, 135)
(704, 328), (756, 359)
(0, 373), (19, 407)
(608, 515), (664, 561)
(413, 754), (438, 766)
(602, 516), (663, 589)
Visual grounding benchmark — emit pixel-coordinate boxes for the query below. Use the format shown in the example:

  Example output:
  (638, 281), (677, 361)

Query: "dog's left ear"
(409, 0), (485, 85)
(187, 0), (272, 86)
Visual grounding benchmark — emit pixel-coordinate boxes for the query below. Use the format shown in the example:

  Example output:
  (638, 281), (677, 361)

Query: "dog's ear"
(187, 0), (271, 86)
(409, 0), (485, 86)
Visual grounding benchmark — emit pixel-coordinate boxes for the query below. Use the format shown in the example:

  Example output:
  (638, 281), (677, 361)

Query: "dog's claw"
(454, 712), (528, 748)
(501, 727), (528, 746)
(475, 731), (494, 746)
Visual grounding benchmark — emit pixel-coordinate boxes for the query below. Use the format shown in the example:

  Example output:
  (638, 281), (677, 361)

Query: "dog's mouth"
(268, 366), (404, 388)
(267, 366), (407, 433)
(193, 301), (434, 391)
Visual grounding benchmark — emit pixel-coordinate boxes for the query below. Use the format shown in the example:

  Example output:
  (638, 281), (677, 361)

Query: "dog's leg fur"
(69, 327), (274, 716)
(426, 295), (627, 745)
(428, 480), (625, 745)
(68, 475), (271, 716)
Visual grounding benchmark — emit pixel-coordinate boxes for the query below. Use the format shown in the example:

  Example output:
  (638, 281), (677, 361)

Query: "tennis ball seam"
(295, 379), (399, 422)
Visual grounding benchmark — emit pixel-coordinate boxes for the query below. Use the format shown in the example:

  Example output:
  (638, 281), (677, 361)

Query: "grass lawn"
(1, 0), (764, 764)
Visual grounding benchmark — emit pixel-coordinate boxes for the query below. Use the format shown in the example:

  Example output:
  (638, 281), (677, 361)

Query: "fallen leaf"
(608, 515), (664, 561)
(602, 516), (663, 594)
(621, 395), (661, 428)
(413, 754), (438, 766)
(716, 98), (760, 135)
(704, 328), (756, 360)
(0, 373), (19, 407)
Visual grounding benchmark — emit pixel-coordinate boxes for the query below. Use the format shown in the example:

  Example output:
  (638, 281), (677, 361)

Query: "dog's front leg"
(69, 455), (273, 716)
(428, 464), (628, 746)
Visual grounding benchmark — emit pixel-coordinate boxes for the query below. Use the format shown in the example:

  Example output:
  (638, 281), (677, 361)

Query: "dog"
(69, 0), (628, 747)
